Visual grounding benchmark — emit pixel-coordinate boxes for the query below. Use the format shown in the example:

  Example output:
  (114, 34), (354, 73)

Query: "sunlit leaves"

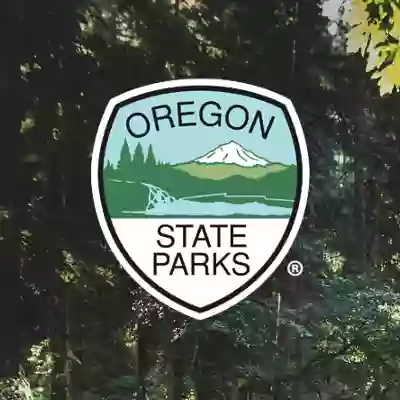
(1, 0), (400, 398)
(392, 4), (400, 39)
(344, 0), (370, 26)
(372, 51), (400, 94)
(345, 0), (400, 95)
(346, 23), (370, 53)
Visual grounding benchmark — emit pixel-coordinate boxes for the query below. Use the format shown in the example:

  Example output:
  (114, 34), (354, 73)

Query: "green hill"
(139, 164), (298, 200)
(173, 162), (289, 180)
(103, 160), (298, 218)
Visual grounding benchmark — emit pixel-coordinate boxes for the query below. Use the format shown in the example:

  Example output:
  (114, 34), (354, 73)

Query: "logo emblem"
(91, 79), (309, 319)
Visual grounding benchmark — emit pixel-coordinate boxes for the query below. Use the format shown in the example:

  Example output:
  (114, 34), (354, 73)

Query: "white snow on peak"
(194, 141), (269, 167)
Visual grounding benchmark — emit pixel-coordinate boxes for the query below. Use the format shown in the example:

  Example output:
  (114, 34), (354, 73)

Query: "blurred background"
(1, 0), (400, 398)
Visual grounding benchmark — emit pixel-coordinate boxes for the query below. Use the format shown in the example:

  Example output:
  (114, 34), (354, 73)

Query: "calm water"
(144, 199), (292, 217)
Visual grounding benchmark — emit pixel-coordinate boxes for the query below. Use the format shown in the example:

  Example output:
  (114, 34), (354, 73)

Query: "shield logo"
(91, 79), (309, 319)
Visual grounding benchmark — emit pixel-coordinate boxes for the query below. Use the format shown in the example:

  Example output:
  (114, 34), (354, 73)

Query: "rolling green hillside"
(173, 162), (290, 180)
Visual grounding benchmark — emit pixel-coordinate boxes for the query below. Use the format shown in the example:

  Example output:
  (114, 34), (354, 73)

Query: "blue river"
(143, 199), (292, 217)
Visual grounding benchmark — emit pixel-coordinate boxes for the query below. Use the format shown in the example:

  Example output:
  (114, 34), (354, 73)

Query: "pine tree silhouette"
(131, 143), (145, 179)
(132, 143), (145, 168)
(144, 144), (158, 181)
(146, 144), (157, 167)
(118, 139), (132, 178)
(104, 160), (115, 178)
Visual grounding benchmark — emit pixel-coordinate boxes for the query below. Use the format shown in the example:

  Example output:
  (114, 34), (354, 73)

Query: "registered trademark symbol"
(287, 260), (304, 276)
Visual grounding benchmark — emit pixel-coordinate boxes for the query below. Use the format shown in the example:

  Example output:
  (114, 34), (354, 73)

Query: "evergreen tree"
(132, 143), (145, 169)
(5, 0), (400, 397)
(146, 144), (157, 168)
(117, 139), (132, 177)
(104, 160), (115, 178)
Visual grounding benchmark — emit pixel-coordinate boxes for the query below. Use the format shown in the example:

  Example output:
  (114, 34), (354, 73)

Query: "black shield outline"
(91, 79), (309, 319)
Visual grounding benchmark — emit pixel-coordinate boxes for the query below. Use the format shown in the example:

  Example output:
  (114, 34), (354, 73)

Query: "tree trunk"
(273, 292), (286, 399)
(291, 334), (303, 400)
(64, 292), (73, 400)
(50, 294), (68, 400)
(50, 288), (73, 399)
(174, 0), (180, 16)
(166, 343), (185, 400)
(354, 161), (367, 272)
(193, 337), (215, 400)
(136, 325), (147, 400)
(0, 19), (26, 376)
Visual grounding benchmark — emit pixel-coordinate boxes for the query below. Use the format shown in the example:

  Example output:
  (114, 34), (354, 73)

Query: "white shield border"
(91, 79), (310, 320)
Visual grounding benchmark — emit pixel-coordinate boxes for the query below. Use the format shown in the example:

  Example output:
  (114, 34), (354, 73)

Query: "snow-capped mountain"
(194, 141), (269, 167)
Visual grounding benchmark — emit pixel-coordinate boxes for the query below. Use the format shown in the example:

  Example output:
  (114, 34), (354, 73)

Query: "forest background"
(1, 0), (400, 399)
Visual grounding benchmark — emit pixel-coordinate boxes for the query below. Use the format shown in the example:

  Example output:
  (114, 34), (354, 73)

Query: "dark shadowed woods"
(1, 0), (400, 399)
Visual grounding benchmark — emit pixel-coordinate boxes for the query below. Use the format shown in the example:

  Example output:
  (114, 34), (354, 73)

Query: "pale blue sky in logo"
(104, 90), (297, 166)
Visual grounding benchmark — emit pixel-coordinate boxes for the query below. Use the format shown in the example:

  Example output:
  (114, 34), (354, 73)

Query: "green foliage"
(104, 376), (140, 400)
(146, 145), (157, 168)
(1, 0), (400, 398)
(104, 180), (149, 216)
(118, 140), (133, 175)
(103, 143), (297, 217)
(132, 143), (145, 171)
(345, 0), (400, 95)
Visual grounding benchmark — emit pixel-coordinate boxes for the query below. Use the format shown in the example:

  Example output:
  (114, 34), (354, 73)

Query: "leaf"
(368, 21), (387, 49)
(366, 48), (385, 72)
(346, 23), (370, 54)
(373, 52), (400, 95)
(344, 0), (369, 27)
(391, 4), (400, 39)
(345, 2), (389, 56)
